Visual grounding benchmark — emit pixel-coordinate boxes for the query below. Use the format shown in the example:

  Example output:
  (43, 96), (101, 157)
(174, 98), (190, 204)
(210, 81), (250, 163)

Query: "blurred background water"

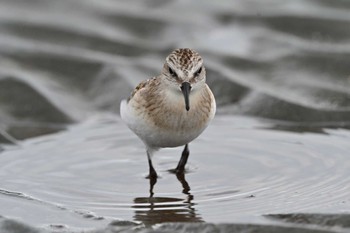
(0, 0), (350, 232)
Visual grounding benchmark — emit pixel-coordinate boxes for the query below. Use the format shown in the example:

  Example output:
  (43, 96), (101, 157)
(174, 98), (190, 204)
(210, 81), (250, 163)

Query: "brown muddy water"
(1, 0), (350, 232)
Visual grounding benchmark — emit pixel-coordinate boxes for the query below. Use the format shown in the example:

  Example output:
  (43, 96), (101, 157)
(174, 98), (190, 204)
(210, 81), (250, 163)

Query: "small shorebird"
(120, 48), (216, 179)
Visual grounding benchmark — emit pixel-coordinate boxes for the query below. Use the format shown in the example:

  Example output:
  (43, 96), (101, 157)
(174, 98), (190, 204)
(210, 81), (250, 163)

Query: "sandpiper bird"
(120, 48), (216, 178)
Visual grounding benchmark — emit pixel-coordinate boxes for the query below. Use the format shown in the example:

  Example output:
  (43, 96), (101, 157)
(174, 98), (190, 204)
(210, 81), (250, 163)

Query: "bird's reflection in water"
(132, 173), (203, 226)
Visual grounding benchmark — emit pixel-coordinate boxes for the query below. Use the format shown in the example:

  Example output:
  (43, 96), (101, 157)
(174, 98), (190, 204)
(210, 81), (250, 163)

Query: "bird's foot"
(147, 173), (157, 197)
(146, 169), (158, 179)
(168, 167), (186, 175)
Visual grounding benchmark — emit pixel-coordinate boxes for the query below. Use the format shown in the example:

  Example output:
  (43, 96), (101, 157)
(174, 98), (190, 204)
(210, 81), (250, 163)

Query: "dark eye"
(195, 67), (202, 76)
(168, 67), (177, 77)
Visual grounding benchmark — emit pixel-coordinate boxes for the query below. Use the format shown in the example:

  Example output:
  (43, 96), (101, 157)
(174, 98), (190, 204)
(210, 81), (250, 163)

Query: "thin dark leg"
(147, 150), (158, 179)
(176, 172), (191, 194)
(149, 172), (157, 197)
(146, 149), (157, 197)
(175, 144), (190, 173)
(148, 158), (157, 178)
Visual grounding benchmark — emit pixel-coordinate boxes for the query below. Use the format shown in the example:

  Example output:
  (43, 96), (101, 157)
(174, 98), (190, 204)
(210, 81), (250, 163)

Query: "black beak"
(181, 82), (191, 111)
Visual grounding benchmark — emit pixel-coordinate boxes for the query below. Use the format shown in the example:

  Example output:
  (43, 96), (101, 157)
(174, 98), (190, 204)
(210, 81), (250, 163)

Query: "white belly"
(135, 121), (207, 148)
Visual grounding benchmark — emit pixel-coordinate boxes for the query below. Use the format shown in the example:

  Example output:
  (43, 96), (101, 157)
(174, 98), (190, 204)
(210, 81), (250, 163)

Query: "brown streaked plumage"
(120, 48), (216, 183)
(166, 49), (203, 75)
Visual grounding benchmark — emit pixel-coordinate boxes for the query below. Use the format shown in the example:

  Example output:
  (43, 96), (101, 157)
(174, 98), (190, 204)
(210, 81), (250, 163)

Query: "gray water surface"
(1, 115), (350, 232)
(1, 0), (350, 232)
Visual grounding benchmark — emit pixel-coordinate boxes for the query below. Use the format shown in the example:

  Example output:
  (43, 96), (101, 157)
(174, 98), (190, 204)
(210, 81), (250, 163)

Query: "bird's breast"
(126, 84), (215, 148)
(146, 87), (214, 133)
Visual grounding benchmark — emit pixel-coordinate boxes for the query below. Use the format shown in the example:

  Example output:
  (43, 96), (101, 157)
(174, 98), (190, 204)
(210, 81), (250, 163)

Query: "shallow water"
(1, 115), (350, 232)
(1, 0), (350, 232)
